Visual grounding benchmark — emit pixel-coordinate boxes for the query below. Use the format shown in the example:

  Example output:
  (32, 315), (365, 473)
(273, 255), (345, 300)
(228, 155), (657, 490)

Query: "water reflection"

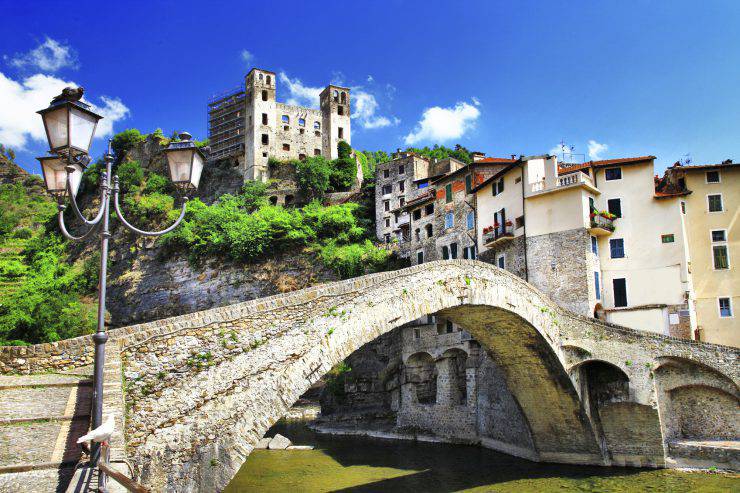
(225, 421), (738, 493)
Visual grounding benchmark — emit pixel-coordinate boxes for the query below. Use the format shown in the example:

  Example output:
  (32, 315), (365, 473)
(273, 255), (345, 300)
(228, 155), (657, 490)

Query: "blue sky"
(1, 0), (739, 175)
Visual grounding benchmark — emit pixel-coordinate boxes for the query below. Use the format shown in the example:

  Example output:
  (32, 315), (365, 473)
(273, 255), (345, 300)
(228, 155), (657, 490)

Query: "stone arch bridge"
(1, 260), (738, 492)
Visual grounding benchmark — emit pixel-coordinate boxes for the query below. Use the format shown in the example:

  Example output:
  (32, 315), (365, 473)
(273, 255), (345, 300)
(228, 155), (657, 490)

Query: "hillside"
(0, 132), (400, 342)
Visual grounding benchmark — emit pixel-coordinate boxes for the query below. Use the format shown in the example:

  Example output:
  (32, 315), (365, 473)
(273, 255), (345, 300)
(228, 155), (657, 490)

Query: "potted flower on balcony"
(505, 220), (513, 227)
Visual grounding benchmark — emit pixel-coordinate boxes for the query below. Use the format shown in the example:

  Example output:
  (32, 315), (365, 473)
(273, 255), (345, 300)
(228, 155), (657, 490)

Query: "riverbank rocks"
(267, 434), (292, 450)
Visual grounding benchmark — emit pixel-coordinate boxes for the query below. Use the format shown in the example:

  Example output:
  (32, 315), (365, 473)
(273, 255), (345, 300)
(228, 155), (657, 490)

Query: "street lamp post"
(36, 89), (203, 484)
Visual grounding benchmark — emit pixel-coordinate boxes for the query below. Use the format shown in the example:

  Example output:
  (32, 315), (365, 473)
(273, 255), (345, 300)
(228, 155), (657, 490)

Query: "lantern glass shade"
(43, 106), (69, 151)
(164, 142), (205, 191)
(69, 106), (99, 152)
(190, 151), (204, 190)
(37, 156), (84, 197)
(38, 101), (102, 154)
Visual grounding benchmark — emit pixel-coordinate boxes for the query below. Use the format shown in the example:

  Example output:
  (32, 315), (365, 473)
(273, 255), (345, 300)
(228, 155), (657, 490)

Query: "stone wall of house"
(478, 235), (527, 279)
(526, 227), (593, 316)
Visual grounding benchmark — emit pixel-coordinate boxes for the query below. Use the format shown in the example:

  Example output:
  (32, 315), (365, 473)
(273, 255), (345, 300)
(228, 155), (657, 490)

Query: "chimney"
(510, 154), (516, 160)
(471, 151), (485, 162)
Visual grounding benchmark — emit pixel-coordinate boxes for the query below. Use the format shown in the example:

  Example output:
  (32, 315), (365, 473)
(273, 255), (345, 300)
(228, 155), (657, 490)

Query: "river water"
(225, 420), (738, 492)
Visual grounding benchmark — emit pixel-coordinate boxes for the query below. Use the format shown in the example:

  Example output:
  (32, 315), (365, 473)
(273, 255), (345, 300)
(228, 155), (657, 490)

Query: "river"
(224, 420), (738, 492)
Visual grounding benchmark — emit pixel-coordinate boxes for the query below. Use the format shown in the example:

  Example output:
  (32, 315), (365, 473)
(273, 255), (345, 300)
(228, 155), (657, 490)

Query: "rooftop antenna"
(680, 153), (692, 166)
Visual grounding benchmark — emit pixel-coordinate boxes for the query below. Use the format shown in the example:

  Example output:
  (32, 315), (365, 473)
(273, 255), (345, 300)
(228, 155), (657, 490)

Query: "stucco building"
(660, 161), (739, 346)
(208, 68), (351, 182)
(474, 155), (696, 338)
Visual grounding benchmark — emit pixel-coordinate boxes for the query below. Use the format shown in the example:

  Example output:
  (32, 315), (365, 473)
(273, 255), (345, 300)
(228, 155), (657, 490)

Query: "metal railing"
(98, 444), (151, 493)
(590, 214), (615, 231)
(482, 224), (515, 245)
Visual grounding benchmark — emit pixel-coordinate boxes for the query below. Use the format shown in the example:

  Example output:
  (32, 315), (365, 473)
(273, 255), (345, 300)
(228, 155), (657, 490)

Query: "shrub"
(0, 259), (27, 278)
(11, 227), (34, 239)
(337, 141), (352, 160)
(122, 193), (174, 223)
(116, 160), (145, 192)
(302, 201), (363, 243)
(296, 156), (332, 200)
(143, 172), (172, 195)
(240, 180), (269, 212)
(111, 129), (145, 157)
(330, 157), (356, 190)
(317, 240), (391, 279)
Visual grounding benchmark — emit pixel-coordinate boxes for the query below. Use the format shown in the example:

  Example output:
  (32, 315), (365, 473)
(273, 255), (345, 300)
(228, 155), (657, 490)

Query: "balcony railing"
(530, 172), (595, 194)
(589, 214), (615, 235)
(396, 213), (410, 226)
(483, 224), (515, 246)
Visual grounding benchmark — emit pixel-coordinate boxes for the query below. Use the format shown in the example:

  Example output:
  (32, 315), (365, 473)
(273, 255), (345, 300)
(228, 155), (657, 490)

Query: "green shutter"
(445, 183), (452, 203)
(465, 175), (472, 193)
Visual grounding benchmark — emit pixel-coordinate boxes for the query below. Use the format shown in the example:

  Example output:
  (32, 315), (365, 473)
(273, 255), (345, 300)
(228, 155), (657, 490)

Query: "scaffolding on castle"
(207, 84), (246, 161)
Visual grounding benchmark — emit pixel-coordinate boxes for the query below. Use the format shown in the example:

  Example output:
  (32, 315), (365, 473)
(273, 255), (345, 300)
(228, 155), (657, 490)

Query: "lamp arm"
(58, 205), (101, 242)
(66, 171), (107, 226)
(113, 184), (188, 237)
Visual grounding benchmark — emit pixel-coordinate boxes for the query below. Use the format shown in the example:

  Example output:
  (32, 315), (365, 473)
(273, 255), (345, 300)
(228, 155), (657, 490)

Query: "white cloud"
(404, 101), (480, 145)
(366, 75), (374, 83)
(241, 50), (254, 65)
(7, 37), (78, 72)
(587, 140), (608, 160)
(0, 72), (129, 150)
(352, 90), (399, 129)
(279, 72), (322, 108)
(471, 96), (481, 106)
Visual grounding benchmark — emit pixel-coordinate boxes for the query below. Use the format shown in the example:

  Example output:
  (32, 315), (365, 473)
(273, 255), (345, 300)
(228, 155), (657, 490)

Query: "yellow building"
(662, 161), (739, 346)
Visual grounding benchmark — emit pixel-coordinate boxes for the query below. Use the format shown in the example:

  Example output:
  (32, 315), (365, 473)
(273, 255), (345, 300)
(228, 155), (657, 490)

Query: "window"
(463, 245), (476, 259)
(465, 174), (472, 193)
(261, 90), (268, 101)
(266, 75), (271, 85)
(399, 197), (405, 207)
(713, 245), (729, 269)
(338, 127), (344, 139)
(383, 169), (390, 179)
(445, 212), (454, 229)
(258, 73), (263, 81)
(333, 90), (339, 100)
(314, 121), (321, 130)
(418, 181), (429, 189)
(712, 230), (727, 242)
(708, 194), (723, 212)
(594, 271), (600, 300)
(613, 278), (628, 307)
(417, 251), (424, 264)
(384, 201), (390, 212)
(681, 201), (686, 214)
(341, 92), (347, 104)
(706, 170), (720, 183)
(719, 297), (733, 317)
(607, 198), (622, 218)
(445, 183), (453, 203)
(314, 149), (321, 156)
(497, 179), (504, 194)
(425, 224), (433, 238)
(425, 203), (434, 215)
(661, 234), (675, 243)
(413, 209), (421, 220)
(591, 235), (598, 254)
(415, 228), (420, 241)
(515, 216), (525, 229)
(450, 243), (458, 259)
(414, 328), (421, 339)
(282, 143), (290, 151)
(338, 106), (344, 116)
(283, 125), (289, 131)
(382, 184), (392, 195)
(399, 164), (405, 175)
(442, 245), (450, 260)
(609, 238), (625, 258)
(298, 118), (306, 127)
(605, 167), (622, 180)
(384, 233), (390, 243)
(299, 154), (306, 161)
(315, 131), (321, 137)
(497, 254), (505, 269)
(399, 181), (405, 192)
(261, 134), (268, 145)
(281, 115), (289, 124)
(466, 211), (475, 230)
(385, 218), (390, 228)
(261, 113), (268, 125)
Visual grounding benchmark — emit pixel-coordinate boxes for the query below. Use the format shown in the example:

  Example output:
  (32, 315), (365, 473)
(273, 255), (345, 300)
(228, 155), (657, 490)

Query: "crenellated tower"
(320, 85), (351, 160)
(244, 68), (276, 181)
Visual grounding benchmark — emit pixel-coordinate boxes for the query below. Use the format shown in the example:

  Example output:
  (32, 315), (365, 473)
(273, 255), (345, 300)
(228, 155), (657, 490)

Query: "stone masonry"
(1, 261), (738, 492)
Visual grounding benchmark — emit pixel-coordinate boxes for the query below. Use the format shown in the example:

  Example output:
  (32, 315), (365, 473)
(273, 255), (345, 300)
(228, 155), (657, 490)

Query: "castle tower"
(244, 68), (276, 181)
(320, 85), (351, 160)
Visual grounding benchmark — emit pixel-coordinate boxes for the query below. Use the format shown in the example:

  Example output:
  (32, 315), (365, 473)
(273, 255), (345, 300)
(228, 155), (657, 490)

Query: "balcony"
(529, 172), (597, 195)
(483, 224), (515, 247)
(589, 213), (616, 236)
(395, 212), (410, 226)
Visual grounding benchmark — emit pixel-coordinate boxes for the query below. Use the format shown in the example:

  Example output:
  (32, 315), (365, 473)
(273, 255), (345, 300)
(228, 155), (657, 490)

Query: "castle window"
(314, 149), (321, 156)
(261, 113), (268, 125)
(413, 209), (421, 220)
(259, 73), (263, 80)
(338, 106), (344, 116)
(261, 90), (268, 101)
(341, 92), (347, 103)
(399, 164), (405, 174)
(299, 128), (305, 134)
(384, 200), (390, 211)
(266, 75), (271, 85)
(298, 118), (306, 126)
(285, 194), (294, 205)
(299, 154), (306, 161)
(314, 121), (321, 129)
(338, 127), (344, 139)
(383, 169), (390, 179)
(399, 181), (405, 192)
(382, 184), (392, 195)
(282, 115), (289, 123)
(333, 90), (339, 101)
(315, 131), (321, 137)
(385, 218), (390, 228)
(261, 134), (268, 145)
(283, 126), (289, 131)
(283, 143), (290, 151)
(269, 196), (277, 205)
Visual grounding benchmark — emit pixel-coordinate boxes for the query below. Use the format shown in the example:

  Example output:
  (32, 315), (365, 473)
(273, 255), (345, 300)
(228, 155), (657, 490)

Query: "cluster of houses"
(375, 151), (738, 348)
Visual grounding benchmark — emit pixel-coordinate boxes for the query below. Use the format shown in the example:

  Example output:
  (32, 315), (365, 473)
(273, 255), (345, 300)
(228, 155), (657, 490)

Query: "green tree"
(111, 129), (145, 157)
(296, 156), (332, 200)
